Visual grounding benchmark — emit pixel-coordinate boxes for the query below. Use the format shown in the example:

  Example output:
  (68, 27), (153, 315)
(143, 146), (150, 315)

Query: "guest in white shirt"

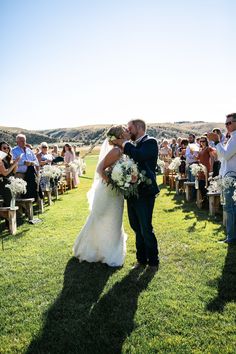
(208, 113), (236, 244)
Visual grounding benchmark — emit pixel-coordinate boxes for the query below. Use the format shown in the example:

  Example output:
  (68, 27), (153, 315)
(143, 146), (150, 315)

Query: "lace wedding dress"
(73, 140), (127, 267)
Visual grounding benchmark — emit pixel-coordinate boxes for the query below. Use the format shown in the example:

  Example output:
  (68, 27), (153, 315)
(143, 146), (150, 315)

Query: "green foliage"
(0, 157), (235, 353)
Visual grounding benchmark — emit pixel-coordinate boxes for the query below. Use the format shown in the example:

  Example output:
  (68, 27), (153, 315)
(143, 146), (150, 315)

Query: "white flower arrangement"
(106, 156), (152, 198)
(156, 159), (165, 173)
(168, 157), (181, 172)
(68, 158), (85, 175)
(5, 176), (27, 196)
(41, 165), (62, 179)
(190, 163), (207, 177)
(207, 176), (236, 204)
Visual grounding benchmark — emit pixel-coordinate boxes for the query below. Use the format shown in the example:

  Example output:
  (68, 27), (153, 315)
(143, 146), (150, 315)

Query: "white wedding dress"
(73, 140), (127, 267)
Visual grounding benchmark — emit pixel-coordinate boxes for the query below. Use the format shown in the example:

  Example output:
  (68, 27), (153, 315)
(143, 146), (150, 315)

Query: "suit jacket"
(124, 135), (159, 198)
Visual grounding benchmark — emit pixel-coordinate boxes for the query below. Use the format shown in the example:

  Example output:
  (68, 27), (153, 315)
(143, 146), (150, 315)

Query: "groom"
(115, 119), (159, 270)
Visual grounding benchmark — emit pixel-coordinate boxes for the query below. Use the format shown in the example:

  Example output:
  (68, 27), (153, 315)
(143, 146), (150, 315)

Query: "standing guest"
(211, 128), (225, 176)
(12, 134), (41, 199)
(159, 140), (172, 172)
(0, 142), (20, 206)
(12, 134), (39, 178)
(186, 134), (199, 182)
(170, 138), (178, 158)
(177, 139), (188, 175)
(51, 145), (59, 158)
(37, 142), (53, 167)
(196, 136), (216, 203)
(208, 113), (236, 244)
(62, 143), (79, 187)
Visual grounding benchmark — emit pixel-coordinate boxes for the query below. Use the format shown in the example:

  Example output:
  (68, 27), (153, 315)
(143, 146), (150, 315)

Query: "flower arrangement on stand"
(39, 165), (63, 191)
(168, 157), (181, 173)
(156, 159), (165, 173)
(207, 175), (236, 205)
(5, 176), (27, 209)
(106, 156), (152, 198)
(190, 163), (207, 189)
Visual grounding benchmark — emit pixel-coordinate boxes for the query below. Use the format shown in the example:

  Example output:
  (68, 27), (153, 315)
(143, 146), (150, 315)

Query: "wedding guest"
(12, 134), (41, 199)
(170, 138), (178, 158)
(51, 145), (59, 158)
(159, 140), (172, 172)
(196, 136), (216, 203)
(208, 113), (236, 244)
(0, 142), (20, 206)
(186, 134), (198, 182)
(62, 143), (79, 187)
(211, 128), (225, 176)
(37, 142), (53, 167)
(178, 139), (188, 175)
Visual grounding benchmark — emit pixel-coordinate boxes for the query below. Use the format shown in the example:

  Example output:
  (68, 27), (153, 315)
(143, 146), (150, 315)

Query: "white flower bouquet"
(41, 165), (62, 180)
(207, 175), (236, 204)
(156, 159), (165, 173)
(190, 163), (207, 177)
(5, 176), (27, 196)
(169, 157), (181, 172)
(106, 156), (152, 198)
(68, 158), (86, 176)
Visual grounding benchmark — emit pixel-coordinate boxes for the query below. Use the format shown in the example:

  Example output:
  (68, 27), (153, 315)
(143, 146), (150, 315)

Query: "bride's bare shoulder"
(102, 146), (122, 168)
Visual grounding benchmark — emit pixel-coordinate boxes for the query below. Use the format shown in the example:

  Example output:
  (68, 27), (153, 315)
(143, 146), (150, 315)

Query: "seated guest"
(12, 134), (42, 199)
(37, 142), (53, 167)
(62, 143), (79, 187)
(0, 142), (20, 206)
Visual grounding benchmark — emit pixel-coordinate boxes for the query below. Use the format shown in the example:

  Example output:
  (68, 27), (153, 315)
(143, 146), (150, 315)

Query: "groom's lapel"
(136, 134), (148, 147)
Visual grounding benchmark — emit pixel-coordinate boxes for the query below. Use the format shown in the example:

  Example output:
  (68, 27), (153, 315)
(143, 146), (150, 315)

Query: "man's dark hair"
(129, 119), (146, 131)
(226, 113), (236, 122)
(188, 133), (195, 139)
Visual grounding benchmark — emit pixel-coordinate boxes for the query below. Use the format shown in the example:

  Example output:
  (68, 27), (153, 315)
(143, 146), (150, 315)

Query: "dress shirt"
(217, 130), (236, 177)
(12, 146), (39, 173)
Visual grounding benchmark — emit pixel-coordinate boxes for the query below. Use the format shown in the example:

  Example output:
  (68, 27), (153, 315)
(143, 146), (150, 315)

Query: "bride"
(73, 125), (129, 267)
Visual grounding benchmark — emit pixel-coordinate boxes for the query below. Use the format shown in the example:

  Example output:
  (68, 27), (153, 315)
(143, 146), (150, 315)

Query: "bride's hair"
(106, 125), (124, 143)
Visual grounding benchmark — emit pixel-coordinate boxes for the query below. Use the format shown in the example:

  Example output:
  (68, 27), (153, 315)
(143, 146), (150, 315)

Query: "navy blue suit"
(124, 135), (159, 266)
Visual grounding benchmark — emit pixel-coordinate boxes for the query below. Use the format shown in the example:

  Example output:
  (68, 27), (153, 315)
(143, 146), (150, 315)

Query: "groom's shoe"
(132, 262), (146, 270)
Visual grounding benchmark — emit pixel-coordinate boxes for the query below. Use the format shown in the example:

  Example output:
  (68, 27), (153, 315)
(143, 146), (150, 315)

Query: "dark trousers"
(127, 196), (159, 266)
(0, 179), (12, 207)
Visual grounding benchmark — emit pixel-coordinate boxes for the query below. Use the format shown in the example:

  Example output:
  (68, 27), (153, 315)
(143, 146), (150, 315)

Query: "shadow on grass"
(26, 258), (155, 354)
(206, 244), (236, 312)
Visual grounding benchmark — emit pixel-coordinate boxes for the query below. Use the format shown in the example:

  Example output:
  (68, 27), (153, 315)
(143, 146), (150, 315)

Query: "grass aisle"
(1, 156), (236, 354)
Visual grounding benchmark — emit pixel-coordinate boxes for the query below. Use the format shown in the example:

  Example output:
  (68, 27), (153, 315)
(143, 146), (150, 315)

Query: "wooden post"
(207, 193), (221, 216)
(0, 207), (19, 235)
(184, 182), (195, 202)
(196, 189), (203, 209)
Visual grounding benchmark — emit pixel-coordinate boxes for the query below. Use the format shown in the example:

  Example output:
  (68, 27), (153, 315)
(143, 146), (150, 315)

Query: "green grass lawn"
(1, 156), (236, 354)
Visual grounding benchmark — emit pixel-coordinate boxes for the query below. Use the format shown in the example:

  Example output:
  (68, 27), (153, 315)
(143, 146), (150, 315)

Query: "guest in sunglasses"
(0, 142), (20, 206)
(208, 113), (236, 244)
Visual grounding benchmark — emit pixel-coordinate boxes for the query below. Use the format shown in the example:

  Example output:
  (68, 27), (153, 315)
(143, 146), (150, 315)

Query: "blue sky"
(0, 0), (235, 130)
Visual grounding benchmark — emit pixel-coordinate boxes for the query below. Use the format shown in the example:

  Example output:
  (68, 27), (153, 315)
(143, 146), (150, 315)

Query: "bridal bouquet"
(169, 157), (181, 172)
(106, 156), (152, 198)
